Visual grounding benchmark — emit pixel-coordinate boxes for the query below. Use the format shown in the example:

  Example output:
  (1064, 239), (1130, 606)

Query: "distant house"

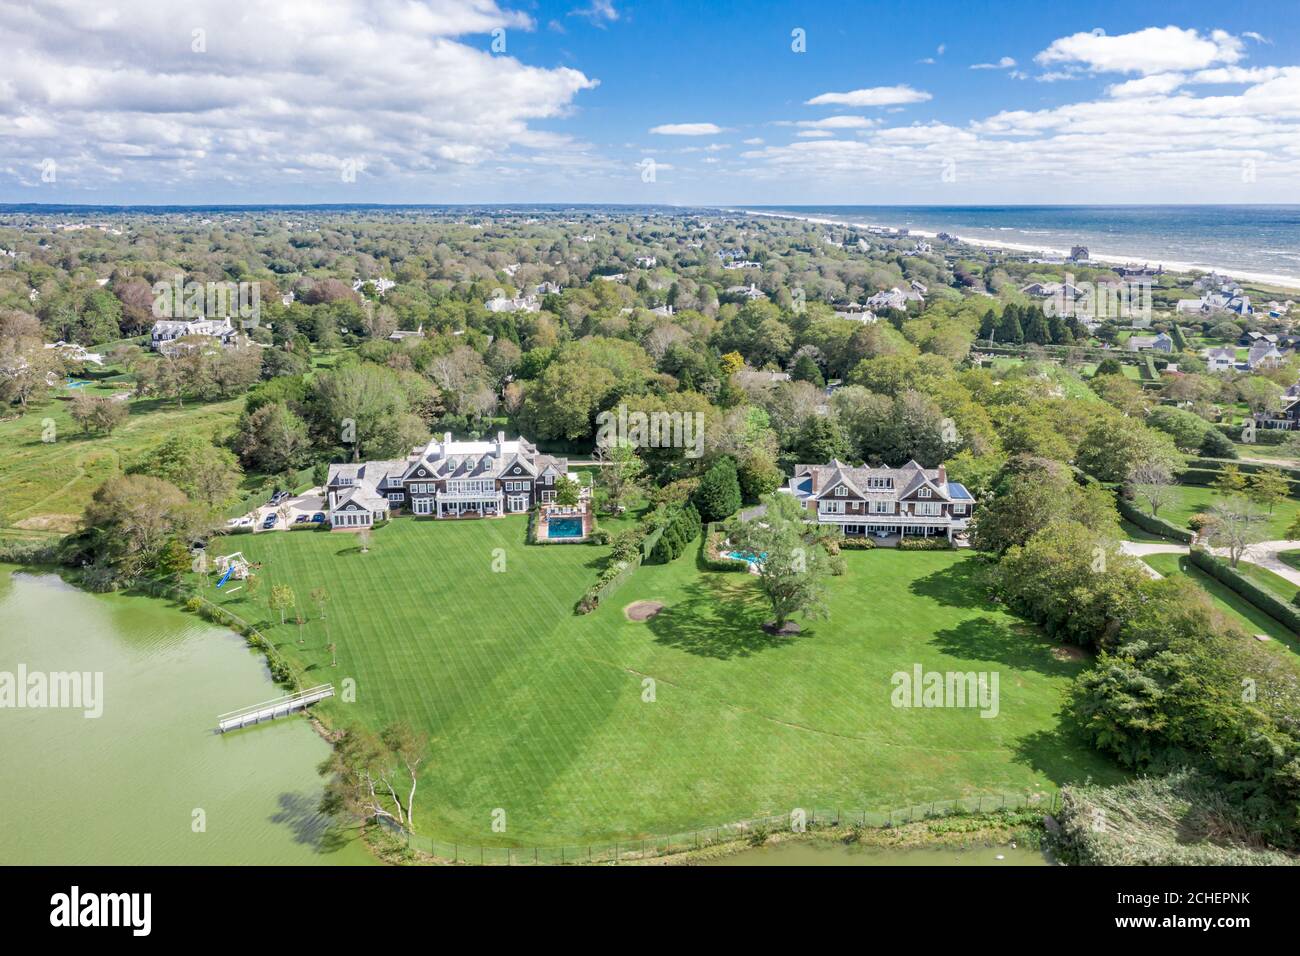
(44, 341), (103, 365)
(1127, 332), (1174, 353)
(485, 293), (540, 313)
(725, 282), (767, 301)
(1248, 344), (1285, 370)
(353, 277), (396, 296)
(634, 255), (657, 268)
(834, 305), (878, 324)
(723, 259), (762, 271)
(1205, 347), (1236, 373)
(388, 324), (424, 342)
(650, 304), (675, 317)
(1069, 245), (1090, 262)
(534, 281), (562, 296)
(866, 286), (923, 311)
(150, 317), (240, 352)
(593, 272), (626, 282)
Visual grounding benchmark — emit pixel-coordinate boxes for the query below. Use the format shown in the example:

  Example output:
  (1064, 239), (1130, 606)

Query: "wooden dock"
(217, 684), (334, 733)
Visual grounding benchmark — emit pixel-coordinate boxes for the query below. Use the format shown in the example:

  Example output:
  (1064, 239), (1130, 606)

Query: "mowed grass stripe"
(206, 520), (1120, 845)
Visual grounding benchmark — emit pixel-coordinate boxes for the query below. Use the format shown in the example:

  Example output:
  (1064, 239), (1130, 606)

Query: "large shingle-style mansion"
(782, 459), (975, 541)
(326, 432), (573, 528)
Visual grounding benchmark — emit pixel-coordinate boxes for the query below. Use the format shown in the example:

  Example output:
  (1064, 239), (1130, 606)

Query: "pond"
(0, 568), (374, 865)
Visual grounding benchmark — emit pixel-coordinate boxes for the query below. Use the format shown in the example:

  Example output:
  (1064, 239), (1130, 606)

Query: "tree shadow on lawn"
(928, 617), (1083, 679)
(645, 577), (798, 659)
(908, 559), (1001, 611)
(1012, 726), (1126, 789)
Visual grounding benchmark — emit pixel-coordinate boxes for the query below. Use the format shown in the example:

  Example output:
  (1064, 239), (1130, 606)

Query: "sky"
(2, 0), (1300, 205)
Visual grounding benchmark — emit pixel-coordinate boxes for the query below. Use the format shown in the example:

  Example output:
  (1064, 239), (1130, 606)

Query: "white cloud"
(971, 57), (1017, 70)
(796, 130), (835, 138)
(805, 85), (931, 107)
(1036, 26), (1244, 75)
(796, 115), (878, 130)
(649, 123), (724, 136)
(742, 137), (764, 145)
(1107, 73), (1187, 98)
(0, 0), (599, 195)
(569, 1), (619, 25)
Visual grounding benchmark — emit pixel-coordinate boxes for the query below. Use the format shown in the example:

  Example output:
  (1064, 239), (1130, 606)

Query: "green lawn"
(0, 392), (243, 536)
(201, 518), (1119, 847)
(1141, 553), (1300, 655)
(1155, 484), (1300, 540)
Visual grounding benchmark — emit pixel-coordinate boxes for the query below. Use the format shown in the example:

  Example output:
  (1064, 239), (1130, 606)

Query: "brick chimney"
(937, 464), (947, 487)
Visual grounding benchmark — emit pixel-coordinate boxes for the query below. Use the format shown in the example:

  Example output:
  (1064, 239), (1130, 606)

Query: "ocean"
(742, 205), (1300, 290)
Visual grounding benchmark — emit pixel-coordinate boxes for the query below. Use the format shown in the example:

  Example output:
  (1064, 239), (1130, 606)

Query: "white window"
(868, 477), (892, 490)
(916, 502), (941, 516)
(387, 493), (403, 502)
(541, 490), (556, 502)
(820, 501), (844, 514)
(870, 500), (892, 514)
(952, 505), (967, 515)
(835, 486), (846, 496)
(919, 487), (932, 498)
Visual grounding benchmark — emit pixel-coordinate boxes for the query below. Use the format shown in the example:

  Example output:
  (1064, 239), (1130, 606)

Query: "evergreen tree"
(693, 457), (743, 522)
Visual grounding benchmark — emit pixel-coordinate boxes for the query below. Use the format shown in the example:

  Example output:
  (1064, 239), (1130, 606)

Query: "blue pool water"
(548, 517), (584, 539)
(722, 550), (766, 565)
(65, 379), (91, 388)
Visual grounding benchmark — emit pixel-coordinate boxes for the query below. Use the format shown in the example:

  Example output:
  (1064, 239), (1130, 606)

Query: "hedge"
(1189, 457), (1300, 482)
(1178, 467), (1300, 497)
(575, 556), (641, 614)
(839, 536), (876, 550)
(701, 522), (750, 572)
(1116, 496), (1194, 543)
(1186, 548), (1300, 635)
(896, 537), (954, 551)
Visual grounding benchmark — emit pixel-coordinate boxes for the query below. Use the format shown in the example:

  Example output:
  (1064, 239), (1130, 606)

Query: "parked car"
(269, 491), (289, 506)
(294, 514), (309, 524)
(262, 514), (278, 529)
(311, 512), (326, 523)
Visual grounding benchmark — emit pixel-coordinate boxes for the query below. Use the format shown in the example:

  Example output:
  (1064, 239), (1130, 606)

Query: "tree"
(594, 439), (645, 514)
(1211, 464), (1247, 498)
(311, 587), (329, 621)
(793, 414), (849, 464)
(233, 401), (312, 474)
(1128, 458), (1175, 517)
(971, 457), (1120, 555)
(693, 457), (743, 522)
(68, 393), (128, 435)
(131, 432), (243, 507)
(1247, 467), (1290, 514)
(269, 584), (294, 626)
(327, 642), (338, 667)
(790, 352), (824, 387)
(729, 492), (831, 631)
(555, 475), (581, 507)
(1203, 496), (1265, 567)
(1076, 415), (1180, 484)
(318, 722), (428, 832)
(1199, 428), (1238, 459)
(357, 527), (372, 553)
(82, 474), (209, 576)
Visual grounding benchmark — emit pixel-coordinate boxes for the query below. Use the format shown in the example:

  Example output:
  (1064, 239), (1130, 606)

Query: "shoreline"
(735, 208), (1300, 292)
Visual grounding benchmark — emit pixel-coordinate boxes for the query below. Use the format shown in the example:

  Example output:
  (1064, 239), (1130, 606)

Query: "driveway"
(1120, 538), (1300, 587)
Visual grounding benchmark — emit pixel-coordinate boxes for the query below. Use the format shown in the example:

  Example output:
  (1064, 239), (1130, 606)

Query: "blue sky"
(2, 0), (1299, 204)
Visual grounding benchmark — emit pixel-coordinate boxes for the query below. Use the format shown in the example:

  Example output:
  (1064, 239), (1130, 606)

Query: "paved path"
(1120, 538), (1300, 588)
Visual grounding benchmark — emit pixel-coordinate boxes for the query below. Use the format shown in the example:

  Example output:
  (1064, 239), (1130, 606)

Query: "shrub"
(896, 537), (954, 550)
(702, 522), (750, 571)
(1116, 496), (1194, 543)
(839, 536), (876, 550)
(1187, 548), (1300, 635)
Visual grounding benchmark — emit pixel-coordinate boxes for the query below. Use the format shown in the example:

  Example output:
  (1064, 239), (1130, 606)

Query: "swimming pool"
(722, 549), (766, 565)
(65, 379), (92, 389)
(548, 517), (584, 539)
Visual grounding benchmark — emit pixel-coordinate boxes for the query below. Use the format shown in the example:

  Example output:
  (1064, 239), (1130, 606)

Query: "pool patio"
(537, 503), (594, 542)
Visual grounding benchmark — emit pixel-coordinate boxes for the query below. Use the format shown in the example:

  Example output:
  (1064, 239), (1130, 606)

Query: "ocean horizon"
(742, 204), (1300, 290)
(5, 201), (1300, 289)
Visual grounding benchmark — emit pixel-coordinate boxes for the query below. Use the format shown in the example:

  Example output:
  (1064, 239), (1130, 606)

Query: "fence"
(395, 791), (1061, 865)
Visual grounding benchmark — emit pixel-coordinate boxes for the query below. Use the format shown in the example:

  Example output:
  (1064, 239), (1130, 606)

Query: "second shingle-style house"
(781, 459), (975, 540)
(150, 316), (240, 352)
(326, 432), (575, 527)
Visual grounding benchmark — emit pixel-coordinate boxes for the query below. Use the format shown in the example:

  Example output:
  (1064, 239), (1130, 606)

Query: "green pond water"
(708, 842), (1052, 866)
(0, 569), (374, 865)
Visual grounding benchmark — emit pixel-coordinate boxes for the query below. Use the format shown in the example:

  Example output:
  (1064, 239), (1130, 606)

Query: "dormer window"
(919, 487), (932, 498)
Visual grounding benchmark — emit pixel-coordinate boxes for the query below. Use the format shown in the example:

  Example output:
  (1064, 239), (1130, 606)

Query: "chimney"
(937, 464), (947, 487)
(443, 431), (452, 445)
(497, 431), (506, 456)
